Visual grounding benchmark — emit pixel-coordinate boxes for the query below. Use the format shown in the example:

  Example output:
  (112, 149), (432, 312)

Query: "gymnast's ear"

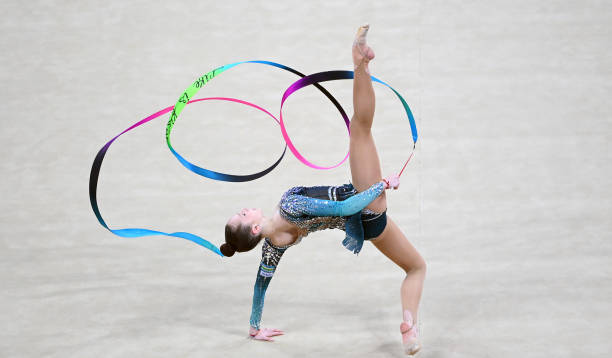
(252, 224), (262, 236)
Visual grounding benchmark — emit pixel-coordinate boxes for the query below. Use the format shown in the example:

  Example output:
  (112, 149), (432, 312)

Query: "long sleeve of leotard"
(282, 181), (385, 218)
(249, 238), (288, 330)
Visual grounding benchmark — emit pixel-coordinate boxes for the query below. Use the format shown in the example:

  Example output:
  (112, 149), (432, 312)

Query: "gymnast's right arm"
(249, 238), (288, 339)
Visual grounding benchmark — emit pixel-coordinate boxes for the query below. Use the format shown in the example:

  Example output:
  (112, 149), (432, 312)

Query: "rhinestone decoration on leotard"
(259, 238), (287, 277)
(279, 186), (346, 238)
(278, 182), (385, 240)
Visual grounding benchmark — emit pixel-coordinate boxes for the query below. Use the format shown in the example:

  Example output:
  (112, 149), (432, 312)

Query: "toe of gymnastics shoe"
(400, 321), (421, 355)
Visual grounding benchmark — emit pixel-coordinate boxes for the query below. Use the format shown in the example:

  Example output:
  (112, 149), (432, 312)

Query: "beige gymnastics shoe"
(352, 24), (375, 71)
(400, 310), (421, 355)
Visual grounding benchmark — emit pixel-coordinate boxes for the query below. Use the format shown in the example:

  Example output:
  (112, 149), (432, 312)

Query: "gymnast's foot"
(400, 310), (421, 355)
(352, 24), (375, 72)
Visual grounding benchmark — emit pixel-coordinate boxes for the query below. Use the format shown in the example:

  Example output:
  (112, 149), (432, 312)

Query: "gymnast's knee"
(349, 116), (373, 135)
(405, 256), (426, 275)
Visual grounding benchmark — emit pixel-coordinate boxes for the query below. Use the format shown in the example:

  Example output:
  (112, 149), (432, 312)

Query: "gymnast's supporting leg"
(371, 218), (426, 354)
(350, 25), (426, 355)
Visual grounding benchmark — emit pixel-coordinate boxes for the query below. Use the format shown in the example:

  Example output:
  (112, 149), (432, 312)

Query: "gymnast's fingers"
(265, 329), (283, 336)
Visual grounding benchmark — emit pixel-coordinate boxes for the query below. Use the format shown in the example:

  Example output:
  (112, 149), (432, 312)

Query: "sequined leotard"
(249, 181), (385, 330)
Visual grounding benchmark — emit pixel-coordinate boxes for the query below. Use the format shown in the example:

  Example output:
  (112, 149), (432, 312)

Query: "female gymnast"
(221, 25), (426, 355)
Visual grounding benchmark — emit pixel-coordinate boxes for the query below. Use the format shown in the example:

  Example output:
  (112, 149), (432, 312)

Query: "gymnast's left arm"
(289, 180), (388, 217)
(248, 239), (287, 341)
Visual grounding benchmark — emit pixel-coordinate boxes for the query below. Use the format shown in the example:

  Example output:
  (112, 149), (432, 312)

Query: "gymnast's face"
(227, 208), (263, 233)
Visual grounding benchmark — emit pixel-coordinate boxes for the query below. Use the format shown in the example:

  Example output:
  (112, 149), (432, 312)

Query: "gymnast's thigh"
(369, 216), (425, 273)
(348, 118), (386, 212)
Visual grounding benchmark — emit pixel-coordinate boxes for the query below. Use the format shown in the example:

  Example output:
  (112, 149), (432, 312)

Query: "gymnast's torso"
(266, 183), (386, 249)
(249, 181), (387, 330)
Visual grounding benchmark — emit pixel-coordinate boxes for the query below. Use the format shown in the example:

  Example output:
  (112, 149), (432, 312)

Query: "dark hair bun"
(220, 243), (235, 257)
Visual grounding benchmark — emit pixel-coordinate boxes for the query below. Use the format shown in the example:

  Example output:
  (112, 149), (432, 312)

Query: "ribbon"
(165, 61), (352, 176)
(90, 61), (350, 256)
(89, 60), (418, 257)
(89, 97), (284, 257)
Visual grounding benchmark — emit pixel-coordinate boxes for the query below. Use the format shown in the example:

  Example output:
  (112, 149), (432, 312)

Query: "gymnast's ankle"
(352, 24), (375, 73)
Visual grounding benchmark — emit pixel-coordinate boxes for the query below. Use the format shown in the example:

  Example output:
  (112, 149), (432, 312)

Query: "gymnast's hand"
(249, 327), (285, 342)
(383, 174), (400, 190)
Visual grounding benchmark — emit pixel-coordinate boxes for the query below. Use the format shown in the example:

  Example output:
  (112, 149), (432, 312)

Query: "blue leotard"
(249, 181), (385, 330)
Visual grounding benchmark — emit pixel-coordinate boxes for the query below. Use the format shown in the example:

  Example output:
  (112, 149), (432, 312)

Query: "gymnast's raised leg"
(350, 25), (426, 355)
